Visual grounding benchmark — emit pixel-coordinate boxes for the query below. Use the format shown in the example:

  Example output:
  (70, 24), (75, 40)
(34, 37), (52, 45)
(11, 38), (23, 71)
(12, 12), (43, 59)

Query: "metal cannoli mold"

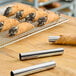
(19, 48), (64, 60)
(11, 61), (56, 76)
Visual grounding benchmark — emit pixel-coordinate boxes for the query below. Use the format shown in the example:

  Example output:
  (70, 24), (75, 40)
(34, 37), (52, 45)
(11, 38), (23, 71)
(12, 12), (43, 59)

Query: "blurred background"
(0, 0), (76, 17)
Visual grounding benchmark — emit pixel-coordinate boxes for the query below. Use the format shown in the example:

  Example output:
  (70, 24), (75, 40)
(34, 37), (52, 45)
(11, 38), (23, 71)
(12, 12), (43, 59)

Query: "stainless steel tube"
(48, 36), (60, 42)
(19, 48), (64, 60)
(11, 61), (56, 76)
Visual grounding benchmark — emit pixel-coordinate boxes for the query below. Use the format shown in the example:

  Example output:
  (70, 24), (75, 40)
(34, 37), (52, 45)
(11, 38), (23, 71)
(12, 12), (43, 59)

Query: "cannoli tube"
(16, 7), (36, 19)
(33, 9), (48, 21)
(11, 61), (56, 76)
(48, 34), (76, 45)
(45, 11), (59, 24)
(4, 3), (31, 16)
(0, 15), (8, 22)
(9, 22), (34, 36)
(19, 48), (64, 60)
(0, 19), (19, 32)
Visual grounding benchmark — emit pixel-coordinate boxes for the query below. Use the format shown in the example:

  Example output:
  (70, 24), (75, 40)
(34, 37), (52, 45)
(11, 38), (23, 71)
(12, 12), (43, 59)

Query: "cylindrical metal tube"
(48, 36), (60, 42)
(11, 61), (56, 76)
(19, 48), (64, 60)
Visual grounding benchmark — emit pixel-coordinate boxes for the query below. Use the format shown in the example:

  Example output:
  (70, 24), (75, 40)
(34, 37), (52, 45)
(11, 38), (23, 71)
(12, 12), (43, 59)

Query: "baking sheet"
(0, 3), (69, 48)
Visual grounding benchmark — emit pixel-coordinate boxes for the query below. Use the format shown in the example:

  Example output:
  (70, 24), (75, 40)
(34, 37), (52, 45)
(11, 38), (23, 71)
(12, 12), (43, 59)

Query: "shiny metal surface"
(19, 48), (64, 60)
(48, 36), (60, 42)
(11, 61), (56, 76)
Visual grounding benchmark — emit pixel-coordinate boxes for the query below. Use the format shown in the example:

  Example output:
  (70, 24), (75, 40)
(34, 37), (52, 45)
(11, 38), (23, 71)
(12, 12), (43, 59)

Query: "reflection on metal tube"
(11, 61), (56, 76)
(19, 48), (64, 60)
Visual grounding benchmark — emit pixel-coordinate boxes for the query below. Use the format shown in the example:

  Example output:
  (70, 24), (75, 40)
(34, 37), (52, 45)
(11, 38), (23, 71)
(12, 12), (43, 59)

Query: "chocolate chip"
(37, 16), (47, 26)
(16, 10), (23, 19)
(25, 13), (35, 22)
(4, 7), (11, 16)
(9, 27), (18, 36)
(0, 22), (4, 31)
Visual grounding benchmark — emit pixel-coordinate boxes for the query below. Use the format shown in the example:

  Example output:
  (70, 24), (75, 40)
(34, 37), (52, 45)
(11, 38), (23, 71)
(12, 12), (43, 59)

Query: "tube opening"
(11, 71), (14, 76)
(19, 53), (22, 61)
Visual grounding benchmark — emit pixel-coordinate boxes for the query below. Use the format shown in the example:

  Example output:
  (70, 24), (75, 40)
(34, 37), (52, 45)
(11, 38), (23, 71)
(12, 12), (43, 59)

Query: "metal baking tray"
(0, 3), (69, 48)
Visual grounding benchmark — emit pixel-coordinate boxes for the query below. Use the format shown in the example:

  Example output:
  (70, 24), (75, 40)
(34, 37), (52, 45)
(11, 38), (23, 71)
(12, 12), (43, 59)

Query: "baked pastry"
(0, 15), (8, 22)
(9, 16), (48, 36)
(0, 19), (19, 32)
(16, 7), (36, 20)
(33, 9), (59, 23)
(51, 2), (61, 8)
(34, 16), (48, 27)
(39, 6), (46, 10)
(9, 22), (34, 36)
(27, 0), (48, 2)
(8, 10), (59, 36)
(40, 0), (48, 2)
(49, 34), (76, 45)
(23, 10), (59, 26)
(44, 2), (61, 9)
(4, 3), (32, 17)
(45, 11), (59, 24)
(33, 9), (48, 22)
(18, 8), (48, 23)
